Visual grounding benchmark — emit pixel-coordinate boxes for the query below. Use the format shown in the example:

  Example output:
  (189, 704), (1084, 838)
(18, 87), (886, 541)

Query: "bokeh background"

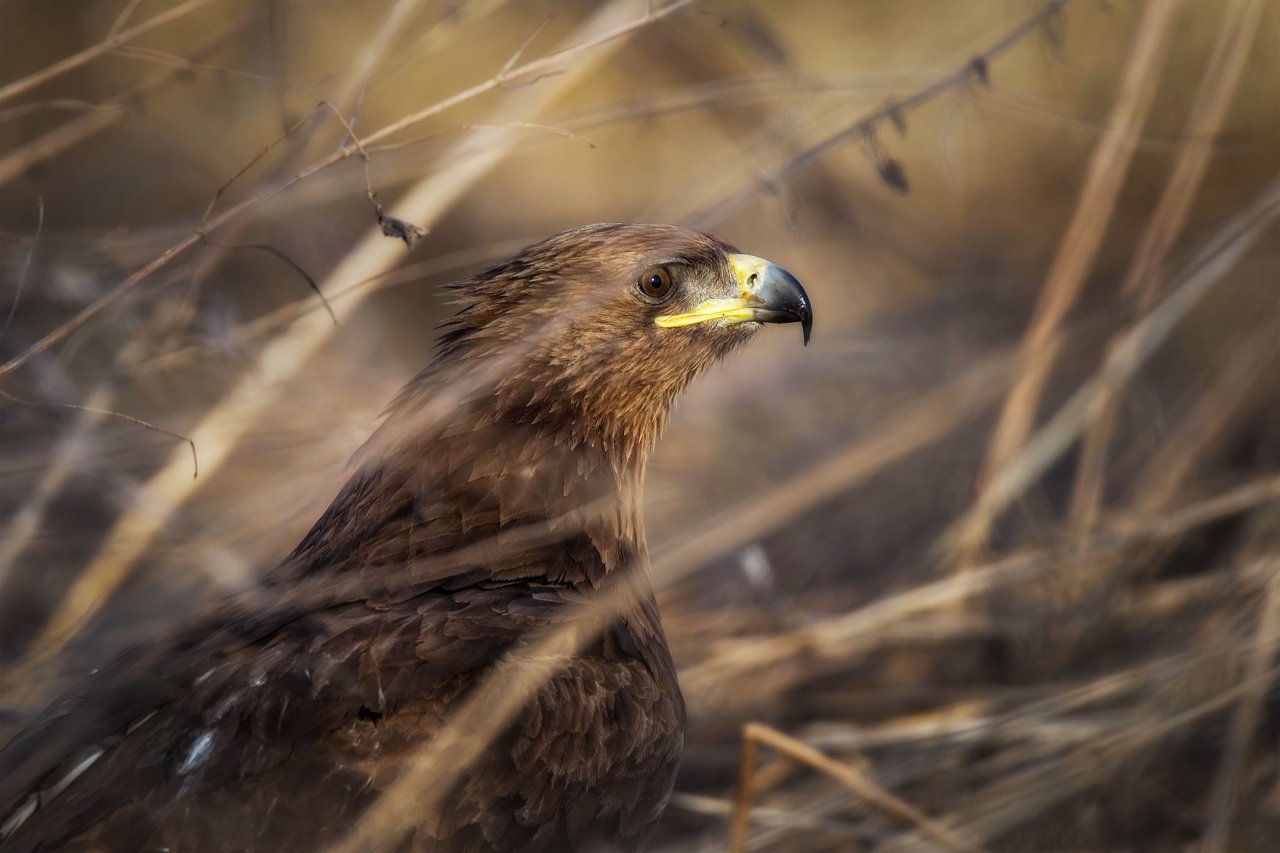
(1, 0), (1278, 849)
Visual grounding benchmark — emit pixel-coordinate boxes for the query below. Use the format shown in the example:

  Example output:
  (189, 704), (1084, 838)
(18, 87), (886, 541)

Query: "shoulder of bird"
(0, 223), (810, 852)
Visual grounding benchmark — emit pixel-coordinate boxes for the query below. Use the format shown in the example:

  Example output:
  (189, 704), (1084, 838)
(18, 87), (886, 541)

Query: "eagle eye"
(637, 266), (674, 302)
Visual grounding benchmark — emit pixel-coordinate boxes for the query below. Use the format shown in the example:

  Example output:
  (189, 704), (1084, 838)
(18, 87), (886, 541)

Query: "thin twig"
(0, 389), (198, 479)
(315, 100), (427, 248)
(689, 0), (1077, 225)
(201, 239), (336, 326)
(201, 106), (327, 224)
(0, 198), (42, 344)
(105, 0), (145, 40)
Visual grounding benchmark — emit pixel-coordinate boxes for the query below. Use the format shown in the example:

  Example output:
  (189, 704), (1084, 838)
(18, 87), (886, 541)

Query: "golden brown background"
(1, 1), (1278, 849)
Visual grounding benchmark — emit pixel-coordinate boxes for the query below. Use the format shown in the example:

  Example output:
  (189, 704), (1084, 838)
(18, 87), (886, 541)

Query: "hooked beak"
(655, 254), (813, 345)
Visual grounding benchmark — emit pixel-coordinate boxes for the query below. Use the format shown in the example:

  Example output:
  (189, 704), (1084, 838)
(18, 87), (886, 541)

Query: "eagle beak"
(655, 254), (813, 345)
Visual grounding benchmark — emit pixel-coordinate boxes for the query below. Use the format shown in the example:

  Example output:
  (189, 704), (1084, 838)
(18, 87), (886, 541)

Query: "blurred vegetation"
(1, 0), (1278, 850)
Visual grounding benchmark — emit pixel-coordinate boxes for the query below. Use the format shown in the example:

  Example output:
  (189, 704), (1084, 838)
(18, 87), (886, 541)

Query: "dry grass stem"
(1200, 569), (1280, 851)
(946, 173), (1280, 560)
(958, 0), (1184, 563)
(730, 721), (985, 853)
(1069, 0), (1269, 532)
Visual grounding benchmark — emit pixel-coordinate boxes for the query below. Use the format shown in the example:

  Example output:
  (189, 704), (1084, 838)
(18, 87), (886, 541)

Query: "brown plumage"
(0, 223), (811, 852)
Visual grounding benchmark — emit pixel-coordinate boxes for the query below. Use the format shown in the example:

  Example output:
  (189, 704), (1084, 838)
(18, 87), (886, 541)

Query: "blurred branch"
(957, 0), (1184, 564)
(0, 7), (263, 189)
(0, 0), (696, 382)
(689, 0), (1077, 226)
(0, 0), (220, 107)
(0, 388), (198, 480)
(330, 0), (425, 147)
(0, 383), (113, 593)
(105, 0), (146, 40)
(0, 198), (41, 344)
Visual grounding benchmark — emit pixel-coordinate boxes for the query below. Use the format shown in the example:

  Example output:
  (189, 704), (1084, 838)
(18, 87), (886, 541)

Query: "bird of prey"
(0, 223), (811, 852)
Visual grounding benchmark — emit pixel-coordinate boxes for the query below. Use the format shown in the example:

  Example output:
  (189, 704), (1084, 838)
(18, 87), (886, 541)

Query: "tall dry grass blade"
(0, 0), (692, 705)
(946, 173), (1280, 562)
(957, 0), (1184, 564)
(329, 0), (425, 147)
(1069, 0), (1269, 531)
(1128, 314), (1280, 514)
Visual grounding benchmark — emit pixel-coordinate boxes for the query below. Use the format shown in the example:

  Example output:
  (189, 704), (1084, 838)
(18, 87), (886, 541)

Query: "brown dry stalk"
(683, 474), (1280, 702)
(1200, 568), (1280, 851)
(1129, 313), (1280, 514)
(946, 173), (1280, 565)
(729, 722), (985, 853)
(1069, 0), (1269, 532)
(957, 0), (1184, 564)
(910, 658), (1280, 850)
(728, 725), (760, 852)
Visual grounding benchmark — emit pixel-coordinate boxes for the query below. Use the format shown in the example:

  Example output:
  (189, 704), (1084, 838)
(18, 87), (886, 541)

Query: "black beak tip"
(776, 266), (812, 346)
(754, 262), (813, 346)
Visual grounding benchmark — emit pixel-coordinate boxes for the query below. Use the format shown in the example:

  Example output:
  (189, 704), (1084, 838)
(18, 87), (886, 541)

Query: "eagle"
(0, 223), (811, 852)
